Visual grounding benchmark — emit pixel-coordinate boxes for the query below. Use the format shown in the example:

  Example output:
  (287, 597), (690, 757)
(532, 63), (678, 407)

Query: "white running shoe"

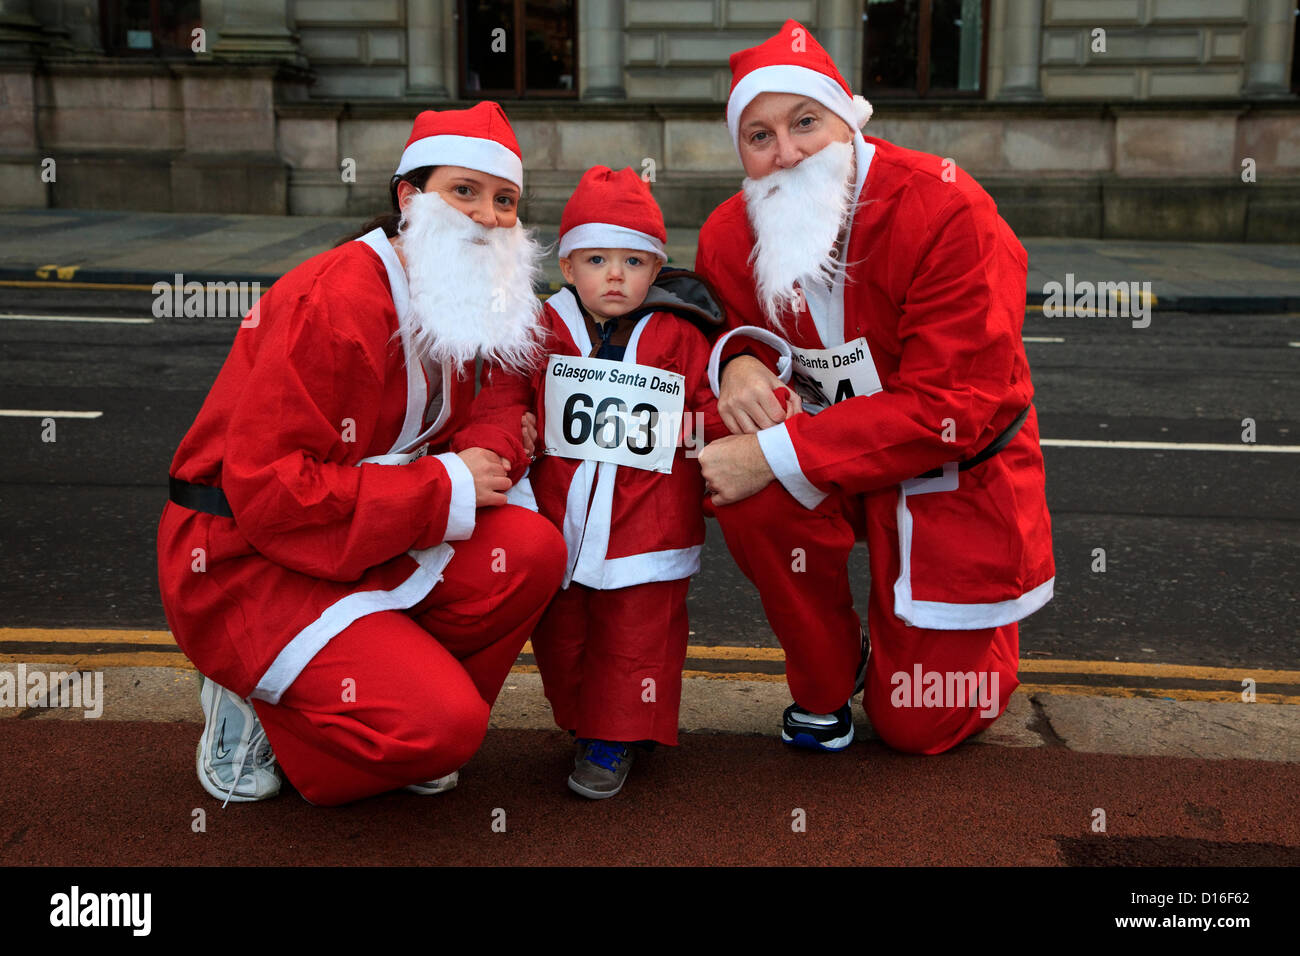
(196, 677), (281, 807)
(405, 771), (459, 795)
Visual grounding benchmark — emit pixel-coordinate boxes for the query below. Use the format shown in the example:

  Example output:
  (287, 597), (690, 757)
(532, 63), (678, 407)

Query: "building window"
(460, 0), (577, 98)
(863, 0), (988, 97)
(101, 0), (202, 56)
(1292, 4), (1299, 93)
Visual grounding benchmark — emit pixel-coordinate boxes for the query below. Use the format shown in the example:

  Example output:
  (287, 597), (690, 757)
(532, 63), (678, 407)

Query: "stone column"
(1242, 0), (1296, 98)
(208, 0), (303, 65)
(581, 0), (624, 101)
(0, 0), (45, 206)
(0, 0), (46, 60)
(821, 0), (863, 91)
(406, 0), (449, 97)
(29, 0), (103, 55)
(996, 0), (1043, 101)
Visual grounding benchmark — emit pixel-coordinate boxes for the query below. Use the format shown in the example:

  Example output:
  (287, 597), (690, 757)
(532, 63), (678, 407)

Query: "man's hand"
(456, 447), (513, 508)
(699, 433), (775, 507)
(521, 411), (538, 460)
(719, 355), (801, 434)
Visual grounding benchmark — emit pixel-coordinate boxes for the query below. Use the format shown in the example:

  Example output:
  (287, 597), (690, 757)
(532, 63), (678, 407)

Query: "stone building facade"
(1, 0), (1297, 239)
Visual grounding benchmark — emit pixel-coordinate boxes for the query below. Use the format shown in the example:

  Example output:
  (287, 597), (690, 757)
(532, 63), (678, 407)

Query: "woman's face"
(398, 165), (521, 228)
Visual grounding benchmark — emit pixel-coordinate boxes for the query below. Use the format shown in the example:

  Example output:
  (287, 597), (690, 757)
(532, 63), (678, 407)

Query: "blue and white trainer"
(852, 626), (871, 697)
(781, 702), (855, 752)
(197, 677), (281, 806)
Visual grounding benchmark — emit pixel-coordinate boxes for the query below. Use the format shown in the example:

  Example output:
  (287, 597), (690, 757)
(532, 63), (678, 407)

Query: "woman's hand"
(456, 447), (513, 508)
(521, 411), (538, 460)
(698, 433), (775, 507)
(719, 356), (801, 434)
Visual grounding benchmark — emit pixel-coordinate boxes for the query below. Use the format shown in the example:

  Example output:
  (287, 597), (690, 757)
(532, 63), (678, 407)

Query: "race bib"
(789, 337), (882, 414)
(543, 355), (685, 474)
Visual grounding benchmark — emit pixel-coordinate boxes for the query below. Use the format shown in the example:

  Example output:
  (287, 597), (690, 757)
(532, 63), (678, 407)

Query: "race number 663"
(562, 393), (659, 455)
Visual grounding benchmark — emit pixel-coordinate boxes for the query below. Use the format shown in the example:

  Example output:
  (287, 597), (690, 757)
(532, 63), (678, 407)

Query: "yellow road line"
(0, 628), (176, 645)
(1017, 659), (1300, 683)
(4, 631), (1296, 696)
(1015, 682), (1297, 705)
(0, 280), (158, 291)
(0, 652), (193, 668)
(685, 645), (786, 661)
(1, 657), (1294, 704)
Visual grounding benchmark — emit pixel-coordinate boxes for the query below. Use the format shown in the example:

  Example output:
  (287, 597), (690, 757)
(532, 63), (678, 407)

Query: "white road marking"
(1042, 439), (1298, 453)
(1289, 341), (1300, 348)
(1023, 336), (1065, 343)
(0, 410), (103, 419)
(0, 314), (153, 324)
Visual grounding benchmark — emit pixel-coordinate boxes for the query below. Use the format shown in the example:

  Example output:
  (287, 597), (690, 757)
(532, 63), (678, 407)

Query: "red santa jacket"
(157, 228), (478, 703)
(695, 134), (1055, 630)
(453, 285), (727, 590)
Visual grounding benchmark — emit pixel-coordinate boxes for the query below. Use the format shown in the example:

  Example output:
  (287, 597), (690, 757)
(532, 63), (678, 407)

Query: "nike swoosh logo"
(214, 718), (231, 759)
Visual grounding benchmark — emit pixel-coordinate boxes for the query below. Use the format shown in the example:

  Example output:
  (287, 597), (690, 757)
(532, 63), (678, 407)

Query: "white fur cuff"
(755, 422), (828, 511)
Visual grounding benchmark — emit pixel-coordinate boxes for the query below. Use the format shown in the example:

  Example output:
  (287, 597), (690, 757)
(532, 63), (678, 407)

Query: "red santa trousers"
(250, 505), (565, 806)
(713, 481), (1019, 754)
(530, 577), (691, 746)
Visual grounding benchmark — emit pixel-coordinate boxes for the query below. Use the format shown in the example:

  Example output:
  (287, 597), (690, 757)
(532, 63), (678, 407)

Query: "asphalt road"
(1, 288), (1296, 670)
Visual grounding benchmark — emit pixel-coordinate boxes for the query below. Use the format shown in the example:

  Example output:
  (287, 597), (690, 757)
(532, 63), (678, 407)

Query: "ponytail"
(335, 166), (437, 246)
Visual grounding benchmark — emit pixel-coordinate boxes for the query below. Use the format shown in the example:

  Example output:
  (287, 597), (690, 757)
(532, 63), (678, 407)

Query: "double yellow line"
(2, 628), (1295, 704)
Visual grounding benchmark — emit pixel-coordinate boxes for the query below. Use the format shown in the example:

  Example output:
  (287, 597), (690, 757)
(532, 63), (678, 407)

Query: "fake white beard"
(398, 189), (546, 375)
(742, 139), (857, 332)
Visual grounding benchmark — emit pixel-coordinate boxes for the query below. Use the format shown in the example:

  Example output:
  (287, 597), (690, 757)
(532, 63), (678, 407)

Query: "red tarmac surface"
(3, 721), (1297, 866)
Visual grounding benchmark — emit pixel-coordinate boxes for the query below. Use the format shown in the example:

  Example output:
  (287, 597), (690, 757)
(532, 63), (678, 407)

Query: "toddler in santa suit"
(454, 166), (728, 798)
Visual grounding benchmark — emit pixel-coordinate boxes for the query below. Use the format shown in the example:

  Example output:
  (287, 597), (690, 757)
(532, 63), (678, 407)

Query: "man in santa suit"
(157, 101), (567, 806)
(696, 21), (1055, 754)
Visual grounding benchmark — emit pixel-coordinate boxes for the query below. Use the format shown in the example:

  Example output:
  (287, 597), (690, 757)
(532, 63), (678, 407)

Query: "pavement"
(2, 647), (1298, 867)
(3, 207), (1300, 312)
(1, 206), (1297, 871)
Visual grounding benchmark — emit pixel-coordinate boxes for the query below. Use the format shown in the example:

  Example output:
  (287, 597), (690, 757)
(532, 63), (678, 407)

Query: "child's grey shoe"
(568, 738), (633, 799)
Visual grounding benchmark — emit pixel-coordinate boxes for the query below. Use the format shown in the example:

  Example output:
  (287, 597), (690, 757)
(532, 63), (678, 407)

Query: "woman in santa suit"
(157, 102), (566, 807)
(696, 21), (1055, 755)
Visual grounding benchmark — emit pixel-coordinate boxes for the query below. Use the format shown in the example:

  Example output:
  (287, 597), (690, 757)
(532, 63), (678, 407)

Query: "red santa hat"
(557, 166), (667, 262)
(726, 19), (873, 156)
(394, 100), (524, 190)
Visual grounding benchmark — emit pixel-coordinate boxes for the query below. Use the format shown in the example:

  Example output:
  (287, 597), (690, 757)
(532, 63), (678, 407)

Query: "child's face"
(559, 248), (663, 323)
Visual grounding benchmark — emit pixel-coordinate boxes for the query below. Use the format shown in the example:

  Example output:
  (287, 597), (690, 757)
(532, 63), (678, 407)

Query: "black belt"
(915, 405), (1030, 480)
(168, 476), (234, 518)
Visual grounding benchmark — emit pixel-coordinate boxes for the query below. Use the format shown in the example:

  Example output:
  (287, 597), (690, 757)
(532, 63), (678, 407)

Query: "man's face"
(560, 249), (663, 323)
(737, 92), (855, 180)
(398, 164), (520, 228)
